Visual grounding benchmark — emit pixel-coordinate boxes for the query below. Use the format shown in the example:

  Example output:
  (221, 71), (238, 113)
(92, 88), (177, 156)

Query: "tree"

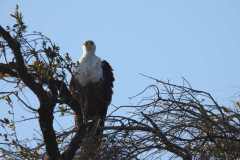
(104, 75), (240, 159)
(0, 7), (240, 160)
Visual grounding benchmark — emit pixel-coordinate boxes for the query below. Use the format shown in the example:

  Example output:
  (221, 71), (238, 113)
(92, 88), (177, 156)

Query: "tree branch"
(0, 63), (18, 77)
(0, 26), (48, 100)
(61, 125), (87, 160)
(38, 102), (60, 160)
(0, 26), (61, 160)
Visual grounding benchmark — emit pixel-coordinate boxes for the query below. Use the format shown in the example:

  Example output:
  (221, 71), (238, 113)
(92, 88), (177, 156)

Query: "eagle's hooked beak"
(84, 40), (95, 51)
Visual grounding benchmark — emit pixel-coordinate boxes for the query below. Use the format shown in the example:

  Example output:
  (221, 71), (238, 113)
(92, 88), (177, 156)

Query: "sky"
(1, 0), (240, 151)
(2, 0), (240, 105)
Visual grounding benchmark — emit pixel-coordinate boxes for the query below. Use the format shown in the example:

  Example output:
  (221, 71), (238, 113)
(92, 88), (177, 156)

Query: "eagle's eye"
(85, 40), (94, 46)
(88, 41), (94, 46)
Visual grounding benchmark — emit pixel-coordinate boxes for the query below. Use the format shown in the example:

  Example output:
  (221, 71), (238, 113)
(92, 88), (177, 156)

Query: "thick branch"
(54, 80), (81, 113)
(0, 26), (47, 99)
(61, 125), (87, 160)
(0, 63), (18, 77)
(38, 102), (60, 160)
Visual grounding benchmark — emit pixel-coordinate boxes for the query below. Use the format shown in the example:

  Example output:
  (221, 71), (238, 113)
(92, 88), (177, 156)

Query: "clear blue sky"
(2, 0), (240, 104)
(1, 0), (240, 145)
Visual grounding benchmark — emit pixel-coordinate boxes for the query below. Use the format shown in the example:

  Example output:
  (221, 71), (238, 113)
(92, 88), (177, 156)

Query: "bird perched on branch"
(70, 40), (114, 130)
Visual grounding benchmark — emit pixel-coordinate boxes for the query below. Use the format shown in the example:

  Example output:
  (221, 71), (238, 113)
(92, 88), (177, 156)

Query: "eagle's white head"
(82, 40), (96, 57)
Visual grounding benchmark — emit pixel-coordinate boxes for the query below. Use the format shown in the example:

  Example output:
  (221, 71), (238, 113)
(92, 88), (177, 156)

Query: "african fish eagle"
(70, 40), (114, 129)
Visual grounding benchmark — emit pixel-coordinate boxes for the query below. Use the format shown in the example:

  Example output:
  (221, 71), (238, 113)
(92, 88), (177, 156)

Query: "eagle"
(70, 40), (114, 130)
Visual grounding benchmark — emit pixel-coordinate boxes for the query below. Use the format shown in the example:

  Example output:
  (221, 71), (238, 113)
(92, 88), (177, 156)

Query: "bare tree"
(0, 7), (240, 160)
(104, 75), (240, 160)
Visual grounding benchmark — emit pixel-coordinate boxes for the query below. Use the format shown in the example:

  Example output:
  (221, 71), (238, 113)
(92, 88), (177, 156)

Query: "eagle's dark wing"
(100, 60), (114, 119)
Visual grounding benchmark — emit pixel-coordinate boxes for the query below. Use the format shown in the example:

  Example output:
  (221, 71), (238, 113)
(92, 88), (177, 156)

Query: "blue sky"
(2, 0), (240, 105)
(1, 0), (240, 145)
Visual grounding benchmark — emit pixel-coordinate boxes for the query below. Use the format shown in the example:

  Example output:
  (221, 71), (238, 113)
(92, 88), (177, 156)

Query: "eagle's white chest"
(73, 55), (103, 86)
